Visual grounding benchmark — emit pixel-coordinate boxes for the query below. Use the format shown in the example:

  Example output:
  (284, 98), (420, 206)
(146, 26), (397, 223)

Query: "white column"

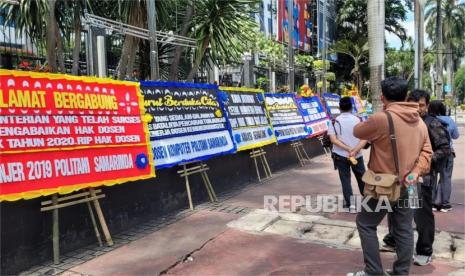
(96, 36), (106, 78)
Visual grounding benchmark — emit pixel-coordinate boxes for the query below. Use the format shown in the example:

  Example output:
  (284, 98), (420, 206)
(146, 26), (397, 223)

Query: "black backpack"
(424, 115), (452, 172)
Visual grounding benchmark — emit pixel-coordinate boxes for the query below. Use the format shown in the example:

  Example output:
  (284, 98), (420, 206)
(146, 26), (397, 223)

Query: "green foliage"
(385, 39), (414, 82)
(257, 76), (269, 90)
(313, 60), (330, 71)
(330, 39), (368, 60)
(455, 66), (465, 104)
(330, 38), (368, 87)
(325, 72), (336, 82)
(316, 81), (330, 88)
(251, 31), (287, 69)
(0, 0), (49, 44)
(425, 0), (465, 67)
(191, 0), (259, 66)
(336, 0), (412, 41)
(295, 54), (314, 69)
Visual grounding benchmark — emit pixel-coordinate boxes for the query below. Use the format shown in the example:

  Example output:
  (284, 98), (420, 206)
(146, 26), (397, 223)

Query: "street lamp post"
(414, 0), (424, 89)
(288, 0), (295, 92)
(147, 0), (160, 80)
(322, 0), (327, 95)
(242, 52), (253, 87)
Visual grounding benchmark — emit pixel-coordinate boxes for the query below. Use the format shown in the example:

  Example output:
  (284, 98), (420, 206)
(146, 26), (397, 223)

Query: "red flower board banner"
(0, 70), (155, 201)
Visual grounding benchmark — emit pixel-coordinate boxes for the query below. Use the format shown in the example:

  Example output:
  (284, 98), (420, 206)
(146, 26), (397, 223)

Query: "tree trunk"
(430, 64), (435, 93)
(117, 3), (140, 80)
(126, 38), (139, 77)
(186, 38), (210, 82)
(368, 0), (385, 112)
(414, 0), (424, 89)
(72, 6), (82, 75)
(407, 71), (415, 82)
(46, 0), (57, 72)
(356, 67), (363, 96)
(435, 0), (443, 99)
(117, 36), (134, 79)
(169, 1), (194, 81)
(55, 20), (65, 73)
(446, 0), (454, 98)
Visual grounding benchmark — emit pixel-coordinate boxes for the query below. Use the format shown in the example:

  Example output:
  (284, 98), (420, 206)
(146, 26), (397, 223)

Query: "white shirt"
(327, 112), (362, 158)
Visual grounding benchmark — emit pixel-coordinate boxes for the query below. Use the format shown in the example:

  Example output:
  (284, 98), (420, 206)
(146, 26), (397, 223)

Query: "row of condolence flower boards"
(0, 70), (331, 201)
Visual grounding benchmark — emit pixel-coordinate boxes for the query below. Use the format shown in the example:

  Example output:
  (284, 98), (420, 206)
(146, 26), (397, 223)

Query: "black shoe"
(382, 234), (396, 248)
(432, 204), (441, 212)
(440, 204), (452, 212)
(381, 234), (396, 252)
(380, 243), (396, 252)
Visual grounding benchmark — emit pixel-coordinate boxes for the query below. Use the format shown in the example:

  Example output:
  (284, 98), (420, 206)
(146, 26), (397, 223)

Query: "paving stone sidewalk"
(18, 128), (465, 275)
(227, 209), (465, 264)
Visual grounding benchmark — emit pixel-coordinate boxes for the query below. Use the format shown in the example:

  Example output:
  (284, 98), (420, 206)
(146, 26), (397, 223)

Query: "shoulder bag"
(362, 111), (401, 202)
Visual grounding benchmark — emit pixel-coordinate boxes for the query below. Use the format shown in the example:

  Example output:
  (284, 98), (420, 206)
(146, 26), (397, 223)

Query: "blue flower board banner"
(322, 93), (341, 119)
(218, 87), (276, 151)
(350, 96), (369, 121)
(264, 93), (308, 144)
(295, 96), (331, 137)
(140, 82), (235, 169)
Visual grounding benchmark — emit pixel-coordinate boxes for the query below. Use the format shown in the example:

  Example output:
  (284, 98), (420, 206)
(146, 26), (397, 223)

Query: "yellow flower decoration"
(214, 109), (223, 118)
(299, 84), (314, 97)
(143, 114), (154, 123)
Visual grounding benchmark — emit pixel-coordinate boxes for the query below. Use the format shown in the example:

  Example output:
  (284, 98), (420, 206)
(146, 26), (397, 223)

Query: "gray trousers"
(356, 191), (413, 276)
(435, 154), (454, 206)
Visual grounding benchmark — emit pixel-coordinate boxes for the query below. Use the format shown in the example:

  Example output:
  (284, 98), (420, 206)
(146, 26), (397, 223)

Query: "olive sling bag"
(362, 111), (401, 202)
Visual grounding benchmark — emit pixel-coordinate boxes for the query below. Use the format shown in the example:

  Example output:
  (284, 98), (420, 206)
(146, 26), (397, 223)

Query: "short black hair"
(428, 100), (446, 116)
(339, 96), (353, 112)
(407, 89), (431, 104)
(381, 77), (408, 102)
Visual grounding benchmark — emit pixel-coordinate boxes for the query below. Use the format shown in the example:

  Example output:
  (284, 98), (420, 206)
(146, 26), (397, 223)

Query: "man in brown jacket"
(347, 77), (432, 276)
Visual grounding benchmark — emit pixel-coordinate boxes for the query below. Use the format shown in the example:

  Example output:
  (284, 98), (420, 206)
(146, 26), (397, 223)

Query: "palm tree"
(386, 39), (415, 84)
(330, 39), (368, 95)
(113, 0), (146, 79)
(168, 0), (194, 81)
(367, 0), (385, 112)
(337, 0), (412, 42)
(186, 0), (259, 82)
(425, 0), (465, 99)
(1, 0), (61, 72)
(1, 0), (89, 74)
(106, 0), (173, 80)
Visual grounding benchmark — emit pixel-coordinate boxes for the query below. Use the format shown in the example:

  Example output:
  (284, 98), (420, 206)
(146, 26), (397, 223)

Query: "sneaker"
(432, 204), (441, 212)
(413, 255), (432, 266)
(349, 205), (357, 213)
(440, 205), (452, 212)
(347, 271), (366, 276)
